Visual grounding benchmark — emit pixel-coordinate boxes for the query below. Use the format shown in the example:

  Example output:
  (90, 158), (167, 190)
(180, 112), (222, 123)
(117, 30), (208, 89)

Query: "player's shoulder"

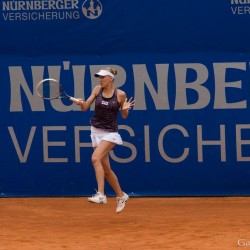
(116, 89), (126, 103)
(116, 88), (126, 97)
(92, 85), (102, 95)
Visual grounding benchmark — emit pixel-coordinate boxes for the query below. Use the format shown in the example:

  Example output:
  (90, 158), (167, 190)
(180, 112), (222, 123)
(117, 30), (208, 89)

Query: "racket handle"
(69, 97), (81, 103)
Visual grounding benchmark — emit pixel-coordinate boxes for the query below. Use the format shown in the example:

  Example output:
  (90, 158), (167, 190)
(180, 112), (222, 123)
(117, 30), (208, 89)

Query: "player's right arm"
(77, 85), (101, 111)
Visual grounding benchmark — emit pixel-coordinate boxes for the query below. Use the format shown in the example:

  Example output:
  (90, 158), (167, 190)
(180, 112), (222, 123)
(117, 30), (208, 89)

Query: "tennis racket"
(36, 78), (79, 103)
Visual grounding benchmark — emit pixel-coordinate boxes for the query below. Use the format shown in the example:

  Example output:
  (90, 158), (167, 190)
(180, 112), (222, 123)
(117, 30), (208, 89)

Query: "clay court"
(1, 197), (249, 250)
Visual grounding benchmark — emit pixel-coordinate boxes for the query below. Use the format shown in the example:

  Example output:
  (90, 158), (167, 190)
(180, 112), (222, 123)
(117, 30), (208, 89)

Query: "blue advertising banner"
(1, 0), (250, 197)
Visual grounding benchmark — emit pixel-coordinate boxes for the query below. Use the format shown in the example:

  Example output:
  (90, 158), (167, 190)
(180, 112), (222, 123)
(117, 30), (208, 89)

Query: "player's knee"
(91, 154), (101, 166)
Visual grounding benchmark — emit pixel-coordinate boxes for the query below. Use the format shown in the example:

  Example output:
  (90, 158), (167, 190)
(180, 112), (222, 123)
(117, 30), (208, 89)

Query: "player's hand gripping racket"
(36, 78), (79, 103)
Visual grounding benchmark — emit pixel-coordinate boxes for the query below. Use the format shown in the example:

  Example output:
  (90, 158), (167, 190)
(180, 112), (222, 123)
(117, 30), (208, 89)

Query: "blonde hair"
(103, 67), (117, 77)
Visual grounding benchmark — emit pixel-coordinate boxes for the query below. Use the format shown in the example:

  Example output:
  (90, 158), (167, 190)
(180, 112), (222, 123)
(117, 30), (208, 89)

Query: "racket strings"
(37, 80), (61, 100)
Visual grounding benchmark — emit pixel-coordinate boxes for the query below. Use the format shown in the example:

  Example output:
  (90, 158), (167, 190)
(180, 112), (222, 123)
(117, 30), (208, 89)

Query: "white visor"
(94, 69), (115, 79)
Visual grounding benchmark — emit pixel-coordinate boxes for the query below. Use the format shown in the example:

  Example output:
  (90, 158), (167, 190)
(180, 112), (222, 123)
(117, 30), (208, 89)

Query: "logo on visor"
(82, 0), (102, 19)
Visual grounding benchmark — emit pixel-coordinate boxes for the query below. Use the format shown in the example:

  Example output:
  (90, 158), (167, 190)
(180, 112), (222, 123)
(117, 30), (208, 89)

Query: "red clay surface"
(0, 197), (250, 250)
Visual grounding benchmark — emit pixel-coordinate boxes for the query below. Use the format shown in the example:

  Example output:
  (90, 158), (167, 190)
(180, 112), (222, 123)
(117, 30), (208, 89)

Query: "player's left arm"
(118, 89), (135, 119)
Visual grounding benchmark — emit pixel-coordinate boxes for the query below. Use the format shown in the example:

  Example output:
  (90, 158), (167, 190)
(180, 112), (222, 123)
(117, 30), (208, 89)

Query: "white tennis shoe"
(116, 192), (129, 213)
(88, 191), (107, 204)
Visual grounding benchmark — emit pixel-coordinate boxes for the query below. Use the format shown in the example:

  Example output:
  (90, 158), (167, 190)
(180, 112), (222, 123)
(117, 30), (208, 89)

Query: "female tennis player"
(75, 67), (135, 213)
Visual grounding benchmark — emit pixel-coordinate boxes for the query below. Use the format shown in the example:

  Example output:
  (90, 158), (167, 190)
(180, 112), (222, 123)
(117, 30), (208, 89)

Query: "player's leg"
(91, 140), (115, 195)
(102, 153), (124, 197)
(101, 147), (129, 213)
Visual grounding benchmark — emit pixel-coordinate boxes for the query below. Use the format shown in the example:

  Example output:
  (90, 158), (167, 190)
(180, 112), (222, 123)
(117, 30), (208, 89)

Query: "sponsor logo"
(230, 0), (250, 15)
(82, 0), (102, 19)
(101, 101), (109, 106)
(1, 0), (102, 22)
